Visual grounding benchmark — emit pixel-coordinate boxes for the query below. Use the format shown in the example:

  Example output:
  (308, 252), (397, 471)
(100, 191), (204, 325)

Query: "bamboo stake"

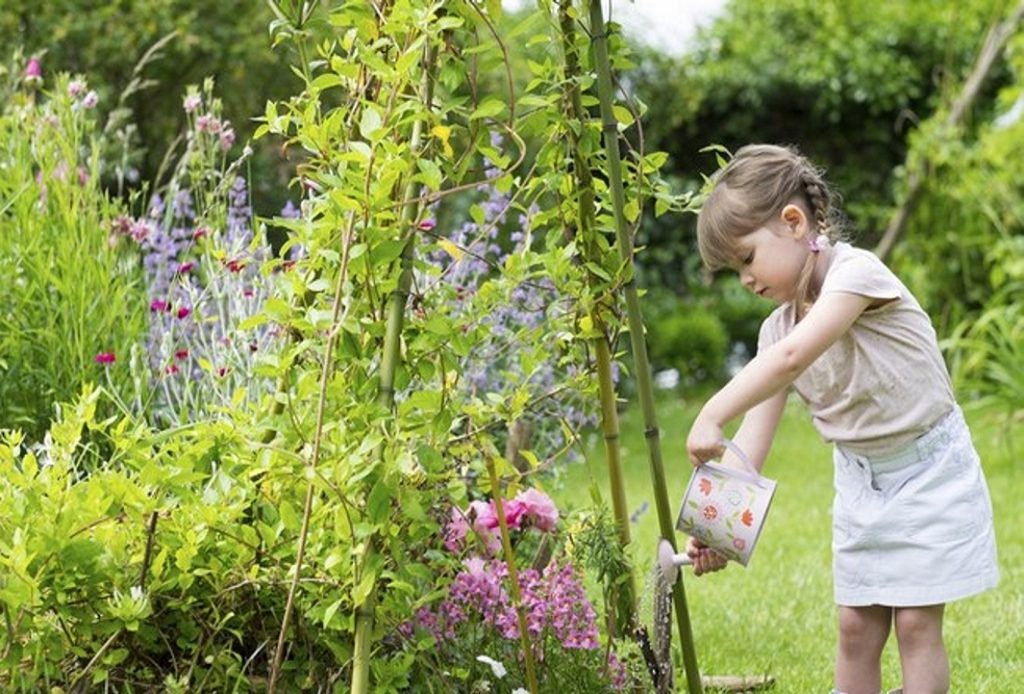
(350, 40), (436, 694)
(558, 0), (638, 637)
(875, 0), (1024, 261)
(587, 3), (703, 692)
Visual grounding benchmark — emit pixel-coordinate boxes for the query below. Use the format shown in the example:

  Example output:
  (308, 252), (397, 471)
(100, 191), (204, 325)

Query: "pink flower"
(192, 226), (209, 240)
(23, 57), (42, 86)
(177, 261), (194, 274)
(68, 80), (86, 98)
(515, 488), (559, 531)
(176, 307), (191, 320)
(150, 299), (170, 313)
(183, 94), (201, 113)
(174, 349), (189, 360)
(165, 364), (179, 375)
(224, 258), (246, 273)
(94, 352), (116, 365)
(417, 219), (436, 231)
(195, 114), (213, 132)
(444, 507), (470, 551)
(81, 91), (98, 109)
(218, 127), (235, 152)
(216, 366), (229, 377)
(501, 499), (528, 530)
(130, 220), (152, 243)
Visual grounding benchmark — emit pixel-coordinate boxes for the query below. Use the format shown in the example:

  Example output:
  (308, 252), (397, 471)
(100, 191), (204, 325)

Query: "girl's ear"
(779, 202), (810, 239)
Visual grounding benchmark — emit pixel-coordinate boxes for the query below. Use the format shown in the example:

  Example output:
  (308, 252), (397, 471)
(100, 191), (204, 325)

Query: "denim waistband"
(837, 407), (961, 474)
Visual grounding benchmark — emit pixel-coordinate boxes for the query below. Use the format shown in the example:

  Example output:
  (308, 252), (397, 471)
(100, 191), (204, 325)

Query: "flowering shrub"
(108, 82), (284, 425)
(398, 490), (632, 692)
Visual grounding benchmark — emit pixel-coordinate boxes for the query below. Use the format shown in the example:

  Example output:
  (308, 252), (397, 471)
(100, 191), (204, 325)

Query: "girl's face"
(730, 203), (812, 304)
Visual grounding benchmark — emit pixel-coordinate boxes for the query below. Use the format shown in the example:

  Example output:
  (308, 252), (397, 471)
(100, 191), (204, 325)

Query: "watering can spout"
(656, 538), (692, 584)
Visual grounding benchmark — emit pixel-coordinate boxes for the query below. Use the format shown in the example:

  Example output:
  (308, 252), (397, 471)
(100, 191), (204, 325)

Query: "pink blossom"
(218, 127), (235, 152)
(77, 167), (89, 186)
(94, 352), (115, 365)
(176, 307), (191, 320)
(444, 508), (470, 551)
(130, 220), (152, 243)
(177, 261), (194, 274)
(192, 226), (209, 240)
(174, 349), (189, 360)
(515, 488), (559, 531)
(68, 80), (86, 98)
(150, 299), (170, 313)
(165, 364), (179, 375)
(23, 57), (42, 86)
(501, 499), (528, 529)
(81, 91), (98, 109)
(183, 94), (201, 113)
(417, 219), (436, 231)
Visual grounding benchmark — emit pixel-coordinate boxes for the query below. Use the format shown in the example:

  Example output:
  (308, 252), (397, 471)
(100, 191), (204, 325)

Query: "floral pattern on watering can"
(676, 454), (777, 566)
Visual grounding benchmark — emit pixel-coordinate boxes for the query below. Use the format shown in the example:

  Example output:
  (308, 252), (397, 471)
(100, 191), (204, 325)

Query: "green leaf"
(360, 107), (384, 140)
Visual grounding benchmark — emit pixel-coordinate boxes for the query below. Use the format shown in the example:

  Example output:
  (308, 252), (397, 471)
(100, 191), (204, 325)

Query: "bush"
(647, 303), (728, 386)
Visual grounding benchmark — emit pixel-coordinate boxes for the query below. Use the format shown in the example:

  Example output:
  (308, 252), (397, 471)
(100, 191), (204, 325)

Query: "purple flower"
(81, 91), (99, 109)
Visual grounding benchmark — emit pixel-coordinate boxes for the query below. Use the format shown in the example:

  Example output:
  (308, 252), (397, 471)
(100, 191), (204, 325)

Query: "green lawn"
(552, 394), (1023, 692)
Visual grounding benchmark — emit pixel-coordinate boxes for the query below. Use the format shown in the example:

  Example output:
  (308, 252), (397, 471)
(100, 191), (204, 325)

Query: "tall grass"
(554, 395), (1023, 691)
(0, 70), (148, 438)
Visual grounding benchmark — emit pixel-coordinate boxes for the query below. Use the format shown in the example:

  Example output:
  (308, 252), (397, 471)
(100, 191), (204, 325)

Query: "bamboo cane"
(557, 0), (638, 637)
(350, 42), (436, 694)
(587, 3), (703, 692)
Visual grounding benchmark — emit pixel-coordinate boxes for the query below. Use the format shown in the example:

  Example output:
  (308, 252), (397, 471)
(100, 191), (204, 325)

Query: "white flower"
(476, 654), (507, 679)
(512, 689), (529, 694)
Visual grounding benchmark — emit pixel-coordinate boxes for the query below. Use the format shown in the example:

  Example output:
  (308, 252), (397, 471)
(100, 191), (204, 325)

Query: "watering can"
(660, 440), (777, 578)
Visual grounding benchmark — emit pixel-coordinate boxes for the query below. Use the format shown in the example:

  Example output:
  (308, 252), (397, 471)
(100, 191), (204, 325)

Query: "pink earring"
(808, 235), (827, 253)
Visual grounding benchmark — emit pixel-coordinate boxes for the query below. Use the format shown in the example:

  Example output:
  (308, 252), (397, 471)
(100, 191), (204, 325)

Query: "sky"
(501, 0), (726, 55)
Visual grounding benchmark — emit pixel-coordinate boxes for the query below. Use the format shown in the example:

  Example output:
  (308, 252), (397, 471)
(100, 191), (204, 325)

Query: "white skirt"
(832, 407), (999, 606)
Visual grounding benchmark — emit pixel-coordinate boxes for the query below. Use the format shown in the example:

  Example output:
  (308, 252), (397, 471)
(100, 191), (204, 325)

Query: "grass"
(552, 393), (1023, 692)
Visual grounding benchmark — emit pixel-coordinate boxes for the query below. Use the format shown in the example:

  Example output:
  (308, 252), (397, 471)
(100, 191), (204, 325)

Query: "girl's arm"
(687, 291), (872, 466)
(725, 388), (787, 473)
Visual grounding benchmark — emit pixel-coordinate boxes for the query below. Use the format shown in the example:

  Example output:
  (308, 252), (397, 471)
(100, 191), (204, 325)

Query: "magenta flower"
(174, 349), (189, 360)
(94, 352), (116, 365)
(192, 226), (209, 240)
(176, 307), (191, 320)
(149, 299), (169, 313)
(23, 56), (42, 86)
(514, 488), (559, 531)
(177, 261), (194, 274)
(417, 219), (436, 231)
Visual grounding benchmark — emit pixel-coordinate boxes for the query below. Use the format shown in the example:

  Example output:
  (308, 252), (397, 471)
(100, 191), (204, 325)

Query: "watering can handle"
(719, 438), (762, 482)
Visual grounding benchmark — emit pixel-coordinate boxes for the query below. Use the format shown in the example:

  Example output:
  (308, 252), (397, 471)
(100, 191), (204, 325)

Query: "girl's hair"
(697, 144), (842, 270)
(696, 144), (843, 315)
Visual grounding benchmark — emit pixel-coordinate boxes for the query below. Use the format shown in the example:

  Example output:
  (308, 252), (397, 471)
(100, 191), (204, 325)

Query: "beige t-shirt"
(758, 242), (954, 456)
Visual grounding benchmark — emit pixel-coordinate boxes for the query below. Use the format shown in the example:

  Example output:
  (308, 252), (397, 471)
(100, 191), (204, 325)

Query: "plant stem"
(587, 2), (703, 692)
(487, 457), (540, 694)
(557, 0), (638, 637)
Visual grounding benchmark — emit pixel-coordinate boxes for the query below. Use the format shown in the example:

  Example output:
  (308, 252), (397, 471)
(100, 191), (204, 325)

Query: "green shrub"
(647, 304), (728, 386)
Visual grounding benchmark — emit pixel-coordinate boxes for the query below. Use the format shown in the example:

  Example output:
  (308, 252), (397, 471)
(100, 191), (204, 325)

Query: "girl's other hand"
(686, 536), (728, 576)
(686, 414), (725, 468)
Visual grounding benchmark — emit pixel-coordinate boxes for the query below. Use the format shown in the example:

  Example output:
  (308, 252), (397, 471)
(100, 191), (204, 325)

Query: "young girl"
(685, 144), (999, 694)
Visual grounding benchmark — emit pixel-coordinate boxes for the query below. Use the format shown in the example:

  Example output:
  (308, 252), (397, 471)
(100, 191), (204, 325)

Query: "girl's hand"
(686, 413), (725, 468)
(686, 536), (728, 576)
